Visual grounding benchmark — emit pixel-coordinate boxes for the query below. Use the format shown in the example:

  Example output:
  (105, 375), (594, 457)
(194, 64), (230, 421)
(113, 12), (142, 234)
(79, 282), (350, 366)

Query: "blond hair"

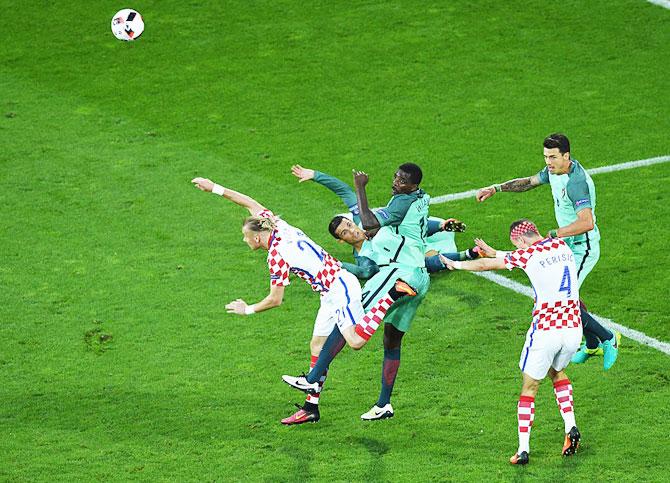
(243, 216), (276, 233)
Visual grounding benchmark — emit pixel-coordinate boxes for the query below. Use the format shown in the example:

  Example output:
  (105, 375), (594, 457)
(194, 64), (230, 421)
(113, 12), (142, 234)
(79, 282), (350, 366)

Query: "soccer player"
(190, 177), (416, 424)
(283, 164), (431, 421)
(475, 133), (620, 370)
(290, 164), (481, 275)
(442, 220), (582, 465)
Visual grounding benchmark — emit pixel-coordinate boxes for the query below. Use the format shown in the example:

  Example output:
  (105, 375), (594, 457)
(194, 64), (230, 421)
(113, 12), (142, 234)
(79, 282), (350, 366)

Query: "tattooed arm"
(475, 174), (542, 202)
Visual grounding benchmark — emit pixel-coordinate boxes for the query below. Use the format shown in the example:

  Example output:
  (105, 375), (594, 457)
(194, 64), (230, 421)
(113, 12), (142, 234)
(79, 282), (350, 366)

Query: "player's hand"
(474, 238), (497, 257)
(476, 186), (496, 202)
(353, 170), (369, 188)
(439, 254), (457, 270)
(291, 165), (315, 183)
(225, 299), (248, 315)
(191, 177), (215, 193)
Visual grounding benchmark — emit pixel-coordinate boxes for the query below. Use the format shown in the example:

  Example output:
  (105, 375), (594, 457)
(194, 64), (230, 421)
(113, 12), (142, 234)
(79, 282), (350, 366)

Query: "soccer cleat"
(282, 373), (319, 394)
(281, 404), (320, 425)
(394, 279), (417, 297)
(571, 343), (602, 364)
(562, 426), (581, 456)
(360, 403), (394, 421)
(467, 246), (484, 259)
(602, 331), (621, 370)
(443, 219), (467, 232)
(509, 451), (529, 465)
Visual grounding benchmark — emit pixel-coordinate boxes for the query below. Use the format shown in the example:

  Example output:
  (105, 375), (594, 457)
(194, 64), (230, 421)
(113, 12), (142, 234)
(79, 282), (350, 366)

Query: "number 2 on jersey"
(559, 265), (572, 298)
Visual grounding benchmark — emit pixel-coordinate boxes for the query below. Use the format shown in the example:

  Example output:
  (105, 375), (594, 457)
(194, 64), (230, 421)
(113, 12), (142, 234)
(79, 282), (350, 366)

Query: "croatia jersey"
(505, 238), (581, 331)
(258, 210), (342, 293)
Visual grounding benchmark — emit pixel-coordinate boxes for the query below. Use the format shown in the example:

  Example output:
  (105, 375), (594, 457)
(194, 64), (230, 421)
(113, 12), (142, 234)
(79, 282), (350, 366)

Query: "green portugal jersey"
(374, 189), (430, 268)
(537, 159), (600, 245)
(312, 171), (430, 273)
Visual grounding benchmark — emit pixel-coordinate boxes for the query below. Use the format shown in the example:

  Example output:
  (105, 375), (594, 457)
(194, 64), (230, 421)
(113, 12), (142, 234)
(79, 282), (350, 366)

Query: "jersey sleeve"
(566, 175), (593, 212)
(426, 217), (443, 237)
(267, 248), (290, 286)
(342, 256), (379, 280)
(313, 171), (360, 222)
(536, 167), (550, 185)
(504, 248), (529, 271)
(374, 194), (415, 227)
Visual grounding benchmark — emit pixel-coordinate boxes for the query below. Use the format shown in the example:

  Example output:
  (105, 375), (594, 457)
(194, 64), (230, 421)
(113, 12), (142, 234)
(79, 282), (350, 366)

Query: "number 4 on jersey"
(559, 265), (572, 298)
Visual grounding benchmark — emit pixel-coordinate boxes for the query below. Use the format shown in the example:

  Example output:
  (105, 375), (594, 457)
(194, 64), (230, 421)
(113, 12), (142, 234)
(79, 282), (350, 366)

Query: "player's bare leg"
(548, 368), (580, 456)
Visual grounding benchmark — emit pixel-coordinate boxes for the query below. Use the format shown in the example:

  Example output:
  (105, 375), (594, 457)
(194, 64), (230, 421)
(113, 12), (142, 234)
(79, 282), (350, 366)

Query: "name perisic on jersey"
(537, 251), (574, 269)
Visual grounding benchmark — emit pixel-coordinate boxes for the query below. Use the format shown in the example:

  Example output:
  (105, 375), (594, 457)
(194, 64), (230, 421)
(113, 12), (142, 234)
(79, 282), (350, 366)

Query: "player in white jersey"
(190, 177), (416, 424)
(441, 220), (582, 466)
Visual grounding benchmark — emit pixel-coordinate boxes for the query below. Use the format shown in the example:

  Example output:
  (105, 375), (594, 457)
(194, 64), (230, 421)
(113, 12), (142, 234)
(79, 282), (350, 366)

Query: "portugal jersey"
(537, 159), (600, 245)
(505, 238), (581, 331)
(374, 189), (431, 267)
(258, 210), (341, 293)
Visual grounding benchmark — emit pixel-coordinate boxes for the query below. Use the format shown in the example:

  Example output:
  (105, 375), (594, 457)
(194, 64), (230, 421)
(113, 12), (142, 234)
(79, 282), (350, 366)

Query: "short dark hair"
(543, 133), (570, 154)
(328, 215), (347, 239)
(398, 163), (422, 185)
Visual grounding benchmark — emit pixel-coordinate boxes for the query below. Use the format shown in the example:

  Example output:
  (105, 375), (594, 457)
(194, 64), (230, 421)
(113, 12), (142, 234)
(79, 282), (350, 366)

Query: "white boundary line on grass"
(430, 155), (670, 205)
(473, 272), (670, 356)
(647, 0), (670, 9)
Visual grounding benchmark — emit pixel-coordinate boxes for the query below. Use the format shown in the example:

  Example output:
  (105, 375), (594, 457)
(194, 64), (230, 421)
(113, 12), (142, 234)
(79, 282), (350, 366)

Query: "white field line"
(473, 272), (670, 355)
(647, 0), (670, 9)
(430, 155), (670, 205)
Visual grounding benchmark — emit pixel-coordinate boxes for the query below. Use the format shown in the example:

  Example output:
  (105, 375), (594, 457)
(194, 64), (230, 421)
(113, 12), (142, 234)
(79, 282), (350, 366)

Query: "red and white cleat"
(281, 404), (320, 425)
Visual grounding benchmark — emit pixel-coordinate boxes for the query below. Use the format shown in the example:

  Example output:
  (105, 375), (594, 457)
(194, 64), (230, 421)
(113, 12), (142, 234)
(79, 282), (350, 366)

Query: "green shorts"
(360, 264), (430, 333)
(425, 231), (457, 254)
(566, 236), (600, 289)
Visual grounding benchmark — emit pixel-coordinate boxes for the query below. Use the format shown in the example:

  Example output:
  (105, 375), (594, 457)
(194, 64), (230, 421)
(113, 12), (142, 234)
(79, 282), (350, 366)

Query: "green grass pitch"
(1, 1), (669, 481)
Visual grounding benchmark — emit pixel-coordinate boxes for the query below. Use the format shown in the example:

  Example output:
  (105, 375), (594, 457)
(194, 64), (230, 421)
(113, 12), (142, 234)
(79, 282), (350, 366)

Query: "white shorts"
(519, 324), (583, 380)
(313, 270), (365, 337)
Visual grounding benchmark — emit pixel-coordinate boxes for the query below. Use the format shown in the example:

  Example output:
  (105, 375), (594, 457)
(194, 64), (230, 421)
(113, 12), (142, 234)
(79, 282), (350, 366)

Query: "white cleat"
(360, 403), (394, 421)
(282, 374), (319, 394)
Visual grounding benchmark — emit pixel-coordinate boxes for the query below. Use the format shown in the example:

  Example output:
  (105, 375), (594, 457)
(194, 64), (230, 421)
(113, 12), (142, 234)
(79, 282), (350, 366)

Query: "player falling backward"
(476, 133), (620, 370)
(441, 220), (582, 465)
(191, 177), (417, 423)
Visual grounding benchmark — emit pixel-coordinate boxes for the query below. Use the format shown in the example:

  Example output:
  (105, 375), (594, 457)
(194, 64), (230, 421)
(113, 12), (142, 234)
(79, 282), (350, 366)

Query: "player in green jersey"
(283, 163), (433, 420)
(290, 165), (481, 277)
(475, 133), (620, 370)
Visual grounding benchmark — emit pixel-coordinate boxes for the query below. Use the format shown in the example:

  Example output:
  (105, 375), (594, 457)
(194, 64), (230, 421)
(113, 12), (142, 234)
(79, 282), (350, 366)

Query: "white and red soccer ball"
(111, 9), (144, 41)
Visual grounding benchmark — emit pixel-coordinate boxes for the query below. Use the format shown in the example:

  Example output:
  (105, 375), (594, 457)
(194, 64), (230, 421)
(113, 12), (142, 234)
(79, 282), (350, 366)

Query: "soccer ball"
(111, 9), (144, 41)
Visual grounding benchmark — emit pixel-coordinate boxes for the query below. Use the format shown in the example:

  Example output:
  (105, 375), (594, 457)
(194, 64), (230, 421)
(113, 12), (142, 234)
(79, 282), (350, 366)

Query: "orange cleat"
(562, 426), (581, 456)
(281, 404), (320, 425)
(394, 279), (417, 297)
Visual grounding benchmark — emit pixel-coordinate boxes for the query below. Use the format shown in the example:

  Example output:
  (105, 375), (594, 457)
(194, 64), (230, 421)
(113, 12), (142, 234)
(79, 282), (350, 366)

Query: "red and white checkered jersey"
(258, 210), (342, 293)
(505, 238), (581, 330)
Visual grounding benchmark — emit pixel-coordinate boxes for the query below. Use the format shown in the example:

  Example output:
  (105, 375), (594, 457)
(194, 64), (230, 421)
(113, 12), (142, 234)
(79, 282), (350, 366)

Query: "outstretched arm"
(476, 174), (543, 202)
(225, 284), (285, 315)
(292, 165), (360, 222)
(440, 254), (507, 271)
(353, 171), (381, 231)
(192, 177), (266, 215)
